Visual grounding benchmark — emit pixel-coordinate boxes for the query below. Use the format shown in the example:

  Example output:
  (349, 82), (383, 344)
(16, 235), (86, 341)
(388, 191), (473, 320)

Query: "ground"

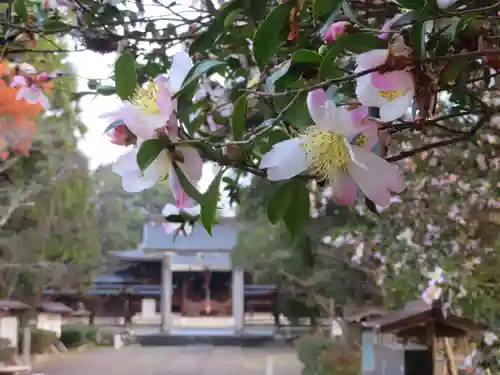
(32, 345), (303, 375)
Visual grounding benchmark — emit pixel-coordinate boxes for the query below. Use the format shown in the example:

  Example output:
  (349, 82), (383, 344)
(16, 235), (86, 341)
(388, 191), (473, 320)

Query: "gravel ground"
(32, 345), (302, 375)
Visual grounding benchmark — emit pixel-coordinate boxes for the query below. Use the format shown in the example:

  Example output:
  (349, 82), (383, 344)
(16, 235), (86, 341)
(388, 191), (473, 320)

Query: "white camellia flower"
(259, 89), (405, 207)
(355, 45), (415, 122)
(112, 145), (168, 193)
(101, 51), (193, 139)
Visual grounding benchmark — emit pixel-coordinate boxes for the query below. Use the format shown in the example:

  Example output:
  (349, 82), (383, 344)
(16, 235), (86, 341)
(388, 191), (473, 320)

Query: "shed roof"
(140, 218), (241, 255)
(37, 302), (73, 315)
(363, 300), (487, 339)
(0, 300), (30, 313)
(343, 305), (387, 323)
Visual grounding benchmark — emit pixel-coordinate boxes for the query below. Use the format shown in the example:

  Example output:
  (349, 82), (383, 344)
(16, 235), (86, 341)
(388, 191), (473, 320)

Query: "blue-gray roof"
(109, 249), (232, 270)
(93, 274), (126, 284)
(140, 219), (241, 254)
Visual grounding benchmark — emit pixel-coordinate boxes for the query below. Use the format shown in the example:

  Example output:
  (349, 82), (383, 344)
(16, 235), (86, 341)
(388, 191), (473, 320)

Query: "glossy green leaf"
(266, 50), (321, 89)
(114, 52), (138, 100)
(224, 9), (243, 27)
(14, 0), (28, 22)
(190, 0), (244, 54)
(313, 0), (342, 18)
(266, 180), (296, 224)
(231, 95), (247, 141)
(342, 1), (362, 25)
(172, 162), (204, 204)
(273, 91), (312, 128)
(410, 22), (426, 59)
(252, 2), (295, 70)
(200, 169), (225, 235)
(102, 119), (125, 134)
(396, 0), (426, 10)
(283, 180), (310, 237)
(319, 33), (386, 79)
(176, 60), (226, 98)
(136, 139), (164, 172)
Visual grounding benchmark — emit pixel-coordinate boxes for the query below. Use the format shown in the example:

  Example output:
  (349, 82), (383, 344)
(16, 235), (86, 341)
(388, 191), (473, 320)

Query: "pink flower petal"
(154, 75), (174, 118)
(331, 173), (359, 205)
(356, 49), (388, 69)
(177, 146), (203, 184)
(168, 169), (194, 209)
(371, 70), (413, 91)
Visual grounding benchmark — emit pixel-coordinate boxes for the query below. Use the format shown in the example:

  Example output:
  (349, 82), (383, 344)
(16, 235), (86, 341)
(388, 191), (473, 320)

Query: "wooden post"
(22, 327), (31, 366)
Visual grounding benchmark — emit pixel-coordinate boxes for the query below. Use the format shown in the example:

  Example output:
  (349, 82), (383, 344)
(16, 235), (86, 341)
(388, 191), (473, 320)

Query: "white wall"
(36, 312), (62, 338)
(141, 299), (156, 318)
(0, 316), (19, 348)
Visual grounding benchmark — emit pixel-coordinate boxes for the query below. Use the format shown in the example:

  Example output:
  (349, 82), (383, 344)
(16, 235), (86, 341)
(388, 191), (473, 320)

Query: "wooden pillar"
(161, 252), (173, 334)
(232, 267), (245, 334)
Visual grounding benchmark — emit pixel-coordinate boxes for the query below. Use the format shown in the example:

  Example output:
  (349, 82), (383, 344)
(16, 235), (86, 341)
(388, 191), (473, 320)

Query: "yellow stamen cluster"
(301, 127), (351, 180)
(355, 134), (365, 147)
(132, 81), (159, 114)
(379, 88), (405, 102)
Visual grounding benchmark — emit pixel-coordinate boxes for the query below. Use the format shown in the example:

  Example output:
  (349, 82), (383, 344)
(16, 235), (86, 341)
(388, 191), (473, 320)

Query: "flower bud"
(107, 124), (135, 146)
(323, 21), (351, 43)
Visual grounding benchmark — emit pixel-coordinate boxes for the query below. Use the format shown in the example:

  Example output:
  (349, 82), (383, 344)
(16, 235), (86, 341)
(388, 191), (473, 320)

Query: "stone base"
(135, 327), (276, 347)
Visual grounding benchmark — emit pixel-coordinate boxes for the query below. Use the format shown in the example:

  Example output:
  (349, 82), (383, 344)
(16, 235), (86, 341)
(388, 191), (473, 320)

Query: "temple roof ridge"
(140, 216), (241, 255)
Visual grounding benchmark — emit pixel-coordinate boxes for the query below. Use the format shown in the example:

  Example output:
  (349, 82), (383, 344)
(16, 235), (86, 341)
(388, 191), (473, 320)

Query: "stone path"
(32, 346), (303, 375)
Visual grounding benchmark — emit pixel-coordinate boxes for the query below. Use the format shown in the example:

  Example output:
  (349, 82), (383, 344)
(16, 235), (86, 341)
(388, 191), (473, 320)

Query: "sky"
(70, 0), (216, 193)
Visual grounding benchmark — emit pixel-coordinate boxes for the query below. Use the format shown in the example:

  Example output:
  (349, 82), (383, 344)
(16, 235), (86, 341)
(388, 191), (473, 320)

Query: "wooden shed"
(0, 300), (30, 349)
(362, 300), (487, 375)
(36, 302), (73, 338)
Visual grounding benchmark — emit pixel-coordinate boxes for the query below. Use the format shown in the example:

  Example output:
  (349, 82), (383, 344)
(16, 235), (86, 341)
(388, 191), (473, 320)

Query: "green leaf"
(102, 119), (124, 135)
(231, 95), (247, 141)
(267, 49), (321, 89)
(410, 22), (426, 59)
(200, 169), (225, 235)
(243, 0), (267, 22)
(283, 181), (310, 238)
(43, 19), (70, 32)
(190, 0), (244, 54)
(136, 139), (164, 172)
(341, 1), (362, 25)
(266, 180), (296, 224)
(441, 58), (471, 84)
(319, 33), (386, 79)
(395, 0), (426, 10)
(224, 8), (243, 27)
(313, 0), (342, 18)
(252, 1), (295, 70)
(114, 52), (138, 100)
(273, 91), (311, 128)
(171, 162), (204, 203)
(14, 0), (28, 22)
(176, 60), (226, 98)
(319, 44), (345, 80)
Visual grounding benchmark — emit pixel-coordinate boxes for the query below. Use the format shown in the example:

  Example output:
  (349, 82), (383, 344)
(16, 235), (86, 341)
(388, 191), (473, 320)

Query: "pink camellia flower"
(355, 46), (415, 122)
(324, 21), (350, 43)
(259, 89), (405, 207)
(10, 75), (50, 109)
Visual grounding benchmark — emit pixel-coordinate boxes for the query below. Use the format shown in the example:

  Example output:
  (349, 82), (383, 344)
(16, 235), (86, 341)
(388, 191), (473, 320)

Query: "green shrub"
(60, 325), (97, 348)
(19, 328), (58, 354)
(295, 333), (360, 375)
